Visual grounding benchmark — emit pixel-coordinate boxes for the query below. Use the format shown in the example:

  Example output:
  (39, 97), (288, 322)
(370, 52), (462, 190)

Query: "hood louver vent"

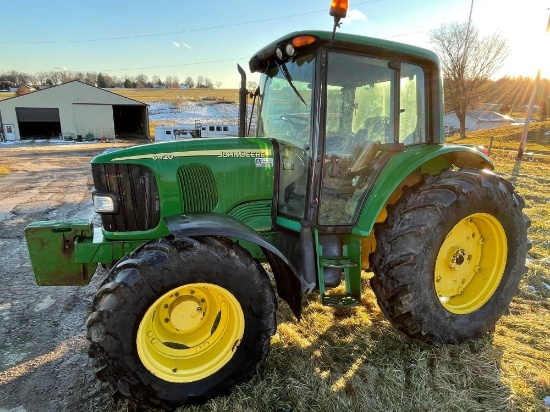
(178, 164), (219, 212)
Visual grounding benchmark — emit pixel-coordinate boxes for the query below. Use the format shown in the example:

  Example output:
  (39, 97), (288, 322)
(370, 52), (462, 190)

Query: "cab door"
(318, 52), (428, 227)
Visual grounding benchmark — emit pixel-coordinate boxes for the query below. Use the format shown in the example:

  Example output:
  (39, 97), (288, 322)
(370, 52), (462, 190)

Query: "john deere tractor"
(24, 2), (529, 409)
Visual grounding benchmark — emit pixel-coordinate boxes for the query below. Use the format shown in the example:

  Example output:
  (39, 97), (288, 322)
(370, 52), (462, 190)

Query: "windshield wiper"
(278, 62), (307, 107)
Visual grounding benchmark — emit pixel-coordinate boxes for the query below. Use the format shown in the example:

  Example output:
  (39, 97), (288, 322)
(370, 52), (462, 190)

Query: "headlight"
(92, 190), (119, 214)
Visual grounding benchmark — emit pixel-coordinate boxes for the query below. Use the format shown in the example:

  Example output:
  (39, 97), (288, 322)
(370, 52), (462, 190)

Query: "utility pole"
(517, 11), (550, 159)
(517, 69), (541, 159)
(467, 0), (474, 31)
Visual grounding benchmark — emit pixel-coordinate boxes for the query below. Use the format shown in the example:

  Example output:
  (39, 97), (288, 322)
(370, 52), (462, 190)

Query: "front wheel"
(87, 236), (277, 409)
(370, 168), (530, 346)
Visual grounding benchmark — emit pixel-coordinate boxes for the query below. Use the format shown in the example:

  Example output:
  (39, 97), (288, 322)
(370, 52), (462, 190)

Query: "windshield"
(257, 54), (315, 220)
(257, 54), (315, 144)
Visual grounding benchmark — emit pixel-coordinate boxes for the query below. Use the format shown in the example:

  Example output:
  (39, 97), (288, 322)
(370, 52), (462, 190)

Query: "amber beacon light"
(329, 0), (348, 19)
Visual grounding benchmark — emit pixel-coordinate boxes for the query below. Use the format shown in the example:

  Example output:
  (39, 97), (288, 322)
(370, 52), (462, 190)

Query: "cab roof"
(249, 30), (440, 73)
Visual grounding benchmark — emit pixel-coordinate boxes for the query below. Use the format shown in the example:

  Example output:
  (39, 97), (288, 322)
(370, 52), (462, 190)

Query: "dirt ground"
(0, 141), (136, 412)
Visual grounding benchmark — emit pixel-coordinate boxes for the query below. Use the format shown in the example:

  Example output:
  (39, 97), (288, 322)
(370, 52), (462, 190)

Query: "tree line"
(0, 70), (223, 90)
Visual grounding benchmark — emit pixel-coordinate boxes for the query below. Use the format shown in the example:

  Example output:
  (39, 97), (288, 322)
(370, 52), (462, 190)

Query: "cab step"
(321, 294), (361, 307)
(320, 257), (358, 268)
(315, 233), (363, 309)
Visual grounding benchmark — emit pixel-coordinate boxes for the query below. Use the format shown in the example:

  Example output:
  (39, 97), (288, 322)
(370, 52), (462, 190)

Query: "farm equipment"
(24, 2), (529, 409)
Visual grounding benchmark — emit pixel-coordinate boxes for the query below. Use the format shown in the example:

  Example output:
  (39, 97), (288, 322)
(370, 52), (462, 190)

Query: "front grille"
(92, 164), (160, 232)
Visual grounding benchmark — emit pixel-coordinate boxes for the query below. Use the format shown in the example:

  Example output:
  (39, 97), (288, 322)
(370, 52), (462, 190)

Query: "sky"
(0, 0), (549, 88)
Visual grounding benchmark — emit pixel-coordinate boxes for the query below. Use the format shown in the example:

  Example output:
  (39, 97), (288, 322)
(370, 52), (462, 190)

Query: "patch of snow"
(34, 295), (55, 312)
(541, 282), (550, 290)
(149, 102), (247, 126)
(526, 285), (537, 293)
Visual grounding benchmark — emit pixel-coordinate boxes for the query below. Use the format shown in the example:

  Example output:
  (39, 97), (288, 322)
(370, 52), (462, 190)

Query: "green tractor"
(25, 3), (529, 410)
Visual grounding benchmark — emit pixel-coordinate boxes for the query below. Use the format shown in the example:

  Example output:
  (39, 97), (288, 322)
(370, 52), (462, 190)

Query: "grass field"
(0, 92), (15, 101)
(169, 125), (550, 412)
(0, 88), (240, 104)
(109, 88), (239, 104)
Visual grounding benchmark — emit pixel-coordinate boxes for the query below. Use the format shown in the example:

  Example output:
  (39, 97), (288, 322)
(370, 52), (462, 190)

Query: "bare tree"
(183, 76), (194, 88)
(15, 85), (32, 96)
(196, 76), (205, 88)
(165, 76), (180, 88)
(215, 81), (222, 89)
(430, 23), (510, 138)
(135, 74), (149, 89)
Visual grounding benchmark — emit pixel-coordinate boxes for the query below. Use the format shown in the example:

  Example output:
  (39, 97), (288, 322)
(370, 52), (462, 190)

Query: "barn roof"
(0, 80), (146, 106)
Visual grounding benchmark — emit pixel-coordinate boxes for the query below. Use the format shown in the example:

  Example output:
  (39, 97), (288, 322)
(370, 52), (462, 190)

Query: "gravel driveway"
(0, 142), (135, 412)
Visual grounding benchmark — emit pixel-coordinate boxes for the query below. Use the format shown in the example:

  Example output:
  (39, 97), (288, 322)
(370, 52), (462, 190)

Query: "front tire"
(87, 236), (277, 409)
(370, 168), (529, 346)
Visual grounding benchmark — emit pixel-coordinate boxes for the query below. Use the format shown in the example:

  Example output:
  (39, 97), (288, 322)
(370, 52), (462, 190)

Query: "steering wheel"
(281, 114), (311, 146)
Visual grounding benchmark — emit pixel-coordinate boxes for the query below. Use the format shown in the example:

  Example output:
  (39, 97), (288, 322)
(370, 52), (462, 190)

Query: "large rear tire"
(87, 236), (277, 409)
(370, 168), (530, 346)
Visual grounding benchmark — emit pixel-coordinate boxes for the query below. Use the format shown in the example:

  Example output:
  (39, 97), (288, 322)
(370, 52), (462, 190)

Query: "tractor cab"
(249, 30), (444, 299)
(252, 33), (438, 224)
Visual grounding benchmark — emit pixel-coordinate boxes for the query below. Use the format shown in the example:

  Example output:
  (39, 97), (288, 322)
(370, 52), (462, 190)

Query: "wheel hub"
(435, 213), (507, 314)
(169, 296), (204, 332)
(451, 248), (467, 268)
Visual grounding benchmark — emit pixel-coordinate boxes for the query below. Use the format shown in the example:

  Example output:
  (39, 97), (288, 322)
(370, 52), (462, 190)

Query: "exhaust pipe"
(237, 64), (247, 137)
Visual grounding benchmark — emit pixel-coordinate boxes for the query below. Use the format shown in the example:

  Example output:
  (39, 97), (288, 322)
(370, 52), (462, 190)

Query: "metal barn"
(0, 81), (148, 141)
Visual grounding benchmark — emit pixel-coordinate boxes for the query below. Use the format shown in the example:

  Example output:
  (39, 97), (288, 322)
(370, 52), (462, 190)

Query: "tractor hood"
(90, 137), (276, 241)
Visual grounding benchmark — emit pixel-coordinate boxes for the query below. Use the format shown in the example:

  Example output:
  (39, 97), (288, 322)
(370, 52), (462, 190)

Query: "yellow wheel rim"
(434, 213), (507, 314)
(136, 283), (245, 382)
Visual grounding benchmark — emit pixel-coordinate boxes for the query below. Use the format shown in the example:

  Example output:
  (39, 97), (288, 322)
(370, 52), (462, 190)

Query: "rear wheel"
(87, 236), (277, 409)
(370, 168), (530, 345)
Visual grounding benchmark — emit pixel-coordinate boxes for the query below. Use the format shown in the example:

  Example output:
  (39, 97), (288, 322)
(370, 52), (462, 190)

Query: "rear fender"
(353, 144), (493, 237)
(164, 213), (303, 318)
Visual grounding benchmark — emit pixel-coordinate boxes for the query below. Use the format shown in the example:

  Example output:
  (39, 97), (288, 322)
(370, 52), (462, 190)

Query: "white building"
(0, 80), (148, 141)
(444, 110), (514, 134)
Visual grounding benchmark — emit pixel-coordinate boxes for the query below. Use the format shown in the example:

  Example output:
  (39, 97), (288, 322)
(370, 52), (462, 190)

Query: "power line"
(0, 1), (383, 45)
(100, 57), (249, 72)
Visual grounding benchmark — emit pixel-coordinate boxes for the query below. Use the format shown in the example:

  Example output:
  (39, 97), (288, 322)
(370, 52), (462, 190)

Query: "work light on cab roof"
(275, 35), (316, 61)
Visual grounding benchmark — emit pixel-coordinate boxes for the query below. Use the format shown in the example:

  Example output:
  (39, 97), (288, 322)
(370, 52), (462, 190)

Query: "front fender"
(164, 212), (302, 318)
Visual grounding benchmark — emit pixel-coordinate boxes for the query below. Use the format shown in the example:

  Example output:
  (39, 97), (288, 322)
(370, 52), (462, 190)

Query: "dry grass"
(109, 88), (239, 105)
(0, 165), (9, 175)
(0, 92), (15, 101)
(446, 121), (550, 156)
(162, 127), (550, 411)
(0, 89), (239, 104)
